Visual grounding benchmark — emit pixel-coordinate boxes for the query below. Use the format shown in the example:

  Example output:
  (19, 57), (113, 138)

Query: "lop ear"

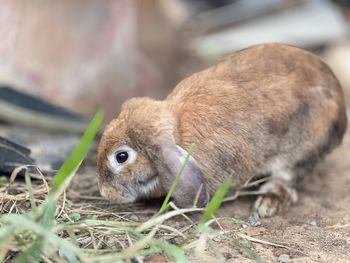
(157, 139), (208, 207)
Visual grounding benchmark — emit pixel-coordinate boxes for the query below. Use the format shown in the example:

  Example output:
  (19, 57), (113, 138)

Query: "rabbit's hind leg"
(253, 163), (298, 217)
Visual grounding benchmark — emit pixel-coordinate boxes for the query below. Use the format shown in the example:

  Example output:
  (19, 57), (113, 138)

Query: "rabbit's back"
(167, 43), (347, 192)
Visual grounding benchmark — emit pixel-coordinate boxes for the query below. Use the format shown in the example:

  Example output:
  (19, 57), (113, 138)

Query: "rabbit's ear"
(157, 139), (208, 207)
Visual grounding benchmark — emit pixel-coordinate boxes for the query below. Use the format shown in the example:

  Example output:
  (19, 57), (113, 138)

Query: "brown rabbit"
(97, 43), (347, 217)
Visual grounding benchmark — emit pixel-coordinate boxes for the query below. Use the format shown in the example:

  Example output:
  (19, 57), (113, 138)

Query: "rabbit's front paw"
(253, 179), (298, 217)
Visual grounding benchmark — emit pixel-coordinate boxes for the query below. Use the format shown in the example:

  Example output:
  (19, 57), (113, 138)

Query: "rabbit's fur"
(97, 43), (347, 217)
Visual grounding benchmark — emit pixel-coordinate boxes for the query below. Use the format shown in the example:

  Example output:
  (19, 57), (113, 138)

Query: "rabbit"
(97, 43), (347, 217)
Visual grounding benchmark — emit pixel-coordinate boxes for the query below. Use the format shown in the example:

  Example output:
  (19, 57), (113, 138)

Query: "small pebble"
(310, 220), (317, 226)
(248, 211), (261, 226)
(129, 214), (139, 221)
(278, 254), (291, 263)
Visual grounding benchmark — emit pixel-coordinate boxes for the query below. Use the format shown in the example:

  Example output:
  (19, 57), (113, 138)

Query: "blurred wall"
(0, 0), (162, 121)
(0, 0), (348, 122)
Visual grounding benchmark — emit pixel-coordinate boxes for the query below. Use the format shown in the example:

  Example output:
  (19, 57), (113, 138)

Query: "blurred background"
(0, 0), (349, 122)
(1, 2), (350, 260)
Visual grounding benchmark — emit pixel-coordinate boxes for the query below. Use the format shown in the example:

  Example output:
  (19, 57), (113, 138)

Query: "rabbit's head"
(97, 97), (208, 207)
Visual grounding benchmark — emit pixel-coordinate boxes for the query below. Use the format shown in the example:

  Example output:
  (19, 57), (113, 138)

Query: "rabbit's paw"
(253, 179), (298, 217)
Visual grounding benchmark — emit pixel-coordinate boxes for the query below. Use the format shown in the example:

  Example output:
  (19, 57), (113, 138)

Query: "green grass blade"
(199, 177), (232, 225)
(14, 199), (55, 263)
(3, 214), (79, 262)
(130, 230), (188, 263)
(42, 197), (56, 228)
(50, 110), (104, 196)
(1, 111), (103, 262)
(136, 207), (203, 233)
(156, 241), (188, 263)
(159, 144), (195, 213)
(0, 225), (13, 242)
(14, 238), (44, 263)
(24, 171), (37, 210)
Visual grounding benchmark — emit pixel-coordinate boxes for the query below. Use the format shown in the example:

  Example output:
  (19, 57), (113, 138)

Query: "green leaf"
(159, 144), (195, 213)
(50, 110), (104, 196)
(200, 177), (232, 224)
(69, 213), (81, 222)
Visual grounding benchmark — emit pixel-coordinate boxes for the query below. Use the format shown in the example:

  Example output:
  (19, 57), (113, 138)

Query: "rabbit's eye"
(116, 151), (129, 163)
(107, 145), (137, 172)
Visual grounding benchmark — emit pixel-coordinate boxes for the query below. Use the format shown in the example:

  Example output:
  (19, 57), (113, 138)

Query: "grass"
(0, 110), (279, 262)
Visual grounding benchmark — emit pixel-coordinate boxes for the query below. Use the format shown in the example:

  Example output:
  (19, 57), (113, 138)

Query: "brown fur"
(97, 43), (347, 216)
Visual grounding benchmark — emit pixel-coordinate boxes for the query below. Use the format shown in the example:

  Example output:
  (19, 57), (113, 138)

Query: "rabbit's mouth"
(136, 175), (160, 196)
(99, 182), (137, 204)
